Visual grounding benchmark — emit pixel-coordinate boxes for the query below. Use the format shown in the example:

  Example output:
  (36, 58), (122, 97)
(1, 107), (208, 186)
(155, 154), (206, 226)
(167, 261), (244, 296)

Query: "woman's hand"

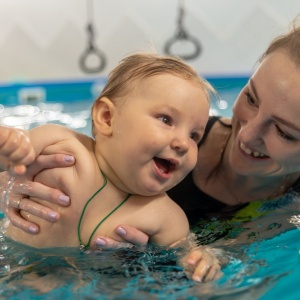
(2, 154), (75, 234)
(180, 247), (224, 282)
(89, 225), (150, 250)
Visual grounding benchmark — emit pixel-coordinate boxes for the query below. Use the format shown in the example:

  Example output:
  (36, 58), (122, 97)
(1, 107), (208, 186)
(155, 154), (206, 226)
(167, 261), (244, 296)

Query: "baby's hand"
(0, 126), (35, 175)
(180, 246), (223, 282)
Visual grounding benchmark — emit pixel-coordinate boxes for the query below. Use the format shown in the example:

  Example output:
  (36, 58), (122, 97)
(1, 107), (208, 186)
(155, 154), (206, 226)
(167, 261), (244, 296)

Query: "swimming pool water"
(1, 202), (300, 300)
(1, 77), (300, 299)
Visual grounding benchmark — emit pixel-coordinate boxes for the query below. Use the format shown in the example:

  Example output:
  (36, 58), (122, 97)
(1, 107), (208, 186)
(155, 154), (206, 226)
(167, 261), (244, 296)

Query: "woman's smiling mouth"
(240, 142), (269, 158)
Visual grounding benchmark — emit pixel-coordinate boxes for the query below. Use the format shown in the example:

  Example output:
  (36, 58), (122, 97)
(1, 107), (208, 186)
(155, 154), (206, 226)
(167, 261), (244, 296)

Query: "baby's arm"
(149, 198), (223, 282)
(0, 126), (35, 175)
(28, 124), (75, 157)
(148, 196), (190, 247)
(0, 124), (65, 174)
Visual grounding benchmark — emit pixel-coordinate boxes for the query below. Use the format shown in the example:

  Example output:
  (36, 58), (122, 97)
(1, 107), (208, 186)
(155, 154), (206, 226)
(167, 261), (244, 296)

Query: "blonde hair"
(259, 21), (300, 65)
(91, 52), (215, 137)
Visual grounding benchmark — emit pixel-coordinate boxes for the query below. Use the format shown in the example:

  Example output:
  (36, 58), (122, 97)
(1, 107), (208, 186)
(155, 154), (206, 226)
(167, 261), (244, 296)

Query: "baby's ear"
(92, 97), (115, 136)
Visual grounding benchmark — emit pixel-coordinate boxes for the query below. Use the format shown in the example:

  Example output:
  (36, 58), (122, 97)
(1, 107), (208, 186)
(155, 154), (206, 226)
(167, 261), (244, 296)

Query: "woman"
(3, 22), (300, 268)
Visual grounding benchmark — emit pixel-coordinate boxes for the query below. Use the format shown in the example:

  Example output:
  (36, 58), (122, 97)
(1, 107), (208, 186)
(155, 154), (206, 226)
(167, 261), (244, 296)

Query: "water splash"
(288, 215), (300, 229)
(0, 173), (15, 222)
(0, 173), (15, 277)
(0, 233), (10, 277)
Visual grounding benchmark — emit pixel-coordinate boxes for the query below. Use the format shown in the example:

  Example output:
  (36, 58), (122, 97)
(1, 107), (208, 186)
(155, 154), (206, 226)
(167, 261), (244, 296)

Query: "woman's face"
(231, 49), (300, 177)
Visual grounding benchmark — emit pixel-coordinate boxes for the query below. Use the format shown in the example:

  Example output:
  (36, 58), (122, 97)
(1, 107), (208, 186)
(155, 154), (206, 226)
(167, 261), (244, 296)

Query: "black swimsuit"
(167, 116), (300, 226)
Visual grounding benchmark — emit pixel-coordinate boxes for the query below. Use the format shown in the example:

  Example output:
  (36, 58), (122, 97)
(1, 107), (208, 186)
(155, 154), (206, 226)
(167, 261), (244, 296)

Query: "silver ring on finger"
(16, 199), (21, 209)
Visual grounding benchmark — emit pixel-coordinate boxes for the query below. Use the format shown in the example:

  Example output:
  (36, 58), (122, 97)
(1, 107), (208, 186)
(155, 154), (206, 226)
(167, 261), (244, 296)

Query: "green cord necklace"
(77, 170), (131, 251)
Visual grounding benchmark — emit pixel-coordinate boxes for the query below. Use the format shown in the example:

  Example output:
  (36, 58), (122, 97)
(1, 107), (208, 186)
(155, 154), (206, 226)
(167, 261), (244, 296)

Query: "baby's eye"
(190, 132), (201, 144)
(158, 115), (171, 126)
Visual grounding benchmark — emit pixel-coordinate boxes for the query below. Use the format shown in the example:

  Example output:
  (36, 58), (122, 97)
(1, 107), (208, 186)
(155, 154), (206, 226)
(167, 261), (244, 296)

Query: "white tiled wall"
(0, 0), (299, 82)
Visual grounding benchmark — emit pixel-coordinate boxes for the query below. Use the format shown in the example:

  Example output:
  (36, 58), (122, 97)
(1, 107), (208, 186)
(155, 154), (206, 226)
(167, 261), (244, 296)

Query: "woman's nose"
(239, 117), (264, 144)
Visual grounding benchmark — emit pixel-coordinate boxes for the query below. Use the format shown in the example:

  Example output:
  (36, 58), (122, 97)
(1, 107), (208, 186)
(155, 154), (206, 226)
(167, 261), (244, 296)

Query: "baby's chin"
(141, 183), (178, 197)
(133, 185), (169, 197)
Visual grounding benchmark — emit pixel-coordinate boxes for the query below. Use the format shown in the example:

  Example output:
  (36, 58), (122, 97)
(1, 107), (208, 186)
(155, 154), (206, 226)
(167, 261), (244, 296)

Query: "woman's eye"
(159, 116), (171, 125)
(245, 92), (256, 106)
(275, 125), (296, 142)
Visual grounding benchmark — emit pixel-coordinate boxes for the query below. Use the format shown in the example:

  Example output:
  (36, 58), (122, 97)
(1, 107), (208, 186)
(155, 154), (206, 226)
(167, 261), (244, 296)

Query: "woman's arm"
(3, 154), (75, 233)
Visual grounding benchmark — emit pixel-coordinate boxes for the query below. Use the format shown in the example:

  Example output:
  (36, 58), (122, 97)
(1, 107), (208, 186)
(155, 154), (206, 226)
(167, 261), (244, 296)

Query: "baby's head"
(91, 52), (215, 196)
(91, 52), (214, 136)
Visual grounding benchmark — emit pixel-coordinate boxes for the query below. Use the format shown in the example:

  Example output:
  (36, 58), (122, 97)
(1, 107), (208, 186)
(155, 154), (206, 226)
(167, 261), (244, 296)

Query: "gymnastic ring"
(79, 47), (106, 73)
(164, 35), (202, 61)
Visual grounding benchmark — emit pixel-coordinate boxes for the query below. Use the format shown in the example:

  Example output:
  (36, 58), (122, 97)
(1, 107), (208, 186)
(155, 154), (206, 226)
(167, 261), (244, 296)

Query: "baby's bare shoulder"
(31, 124), (90, 141)
(30, 124), (94, 154)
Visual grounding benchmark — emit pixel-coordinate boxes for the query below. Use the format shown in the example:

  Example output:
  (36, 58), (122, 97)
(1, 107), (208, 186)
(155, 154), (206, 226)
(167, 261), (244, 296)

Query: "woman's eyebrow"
(272, 115), (300, 132)
(249, 79), (300, 132)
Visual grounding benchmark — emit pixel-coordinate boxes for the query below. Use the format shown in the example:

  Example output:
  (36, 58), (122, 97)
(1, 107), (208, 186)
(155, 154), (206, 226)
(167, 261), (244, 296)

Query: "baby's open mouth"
(154, 157), (176, 174)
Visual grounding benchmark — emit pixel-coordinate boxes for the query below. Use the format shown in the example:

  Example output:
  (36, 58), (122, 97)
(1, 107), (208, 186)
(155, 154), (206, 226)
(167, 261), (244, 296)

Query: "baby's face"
(104, 74), (209, 196)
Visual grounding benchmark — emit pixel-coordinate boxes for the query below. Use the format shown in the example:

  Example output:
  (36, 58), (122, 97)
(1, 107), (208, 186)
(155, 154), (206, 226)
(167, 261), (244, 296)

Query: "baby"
(3, 53), (218, 280)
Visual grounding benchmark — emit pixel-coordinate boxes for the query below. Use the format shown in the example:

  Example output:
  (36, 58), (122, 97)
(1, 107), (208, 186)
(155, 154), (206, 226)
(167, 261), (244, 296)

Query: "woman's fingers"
(6, 154), (74, 207)
(3, 196), (60, 234)
(5, 208), (40, 234)
(5, 180), (66, 227)
(114, 225), (149, 245)
(15, 197), (60, 222)
(91, 225), (149, 250)
(4, 196), (62, 234)
(26, 154), (75, 178)
(1, 154), (75, 233)
(11, 180), (70, 206)
(6, 154), (74, 210)
(91, 236), (135, 250)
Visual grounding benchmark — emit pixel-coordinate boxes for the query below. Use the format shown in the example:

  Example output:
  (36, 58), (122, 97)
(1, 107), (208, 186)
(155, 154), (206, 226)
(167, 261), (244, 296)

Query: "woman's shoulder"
(218, 117), (232, 126)
(196, 116), (232, 175)
(202, 116), (232, 143)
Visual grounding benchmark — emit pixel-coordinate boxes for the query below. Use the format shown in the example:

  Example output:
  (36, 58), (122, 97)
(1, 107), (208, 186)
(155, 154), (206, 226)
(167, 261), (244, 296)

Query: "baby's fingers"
(201, 264), (223, 282)
(191, 256), (222, 282)
(182, 248), (223, 282)
(9, 135), (34, 163)
(190, 258), (212, 282)
(0, 128), (35, 174)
